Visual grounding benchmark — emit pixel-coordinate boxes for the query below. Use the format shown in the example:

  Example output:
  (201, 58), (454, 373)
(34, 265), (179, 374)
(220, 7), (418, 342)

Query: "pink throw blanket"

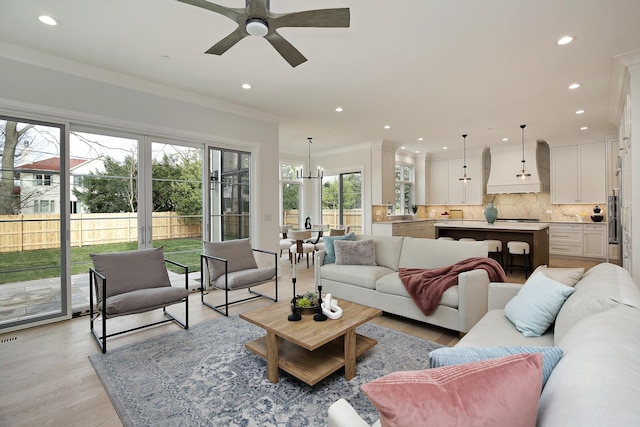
(398, 257), (507, 316)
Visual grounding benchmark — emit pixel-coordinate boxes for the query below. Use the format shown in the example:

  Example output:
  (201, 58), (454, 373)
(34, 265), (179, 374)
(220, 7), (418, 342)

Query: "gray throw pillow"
(203, 239), (258, 280)
(90, 247), (171, 301)
(334, 239), (377, 266)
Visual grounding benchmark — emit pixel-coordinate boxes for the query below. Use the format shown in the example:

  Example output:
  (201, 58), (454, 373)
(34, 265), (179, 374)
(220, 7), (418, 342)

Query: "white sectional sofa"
(328, 262), (640, 427)
(315, 235), (490, 334)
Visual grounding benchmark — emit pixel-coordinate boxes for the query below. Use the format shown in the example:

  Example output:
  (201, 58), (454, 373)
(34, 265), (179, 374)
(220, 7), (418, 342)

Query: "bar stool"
(483, 239), (503, 267)
(506, 241), (532, 278)
(459, 238), (476, 242)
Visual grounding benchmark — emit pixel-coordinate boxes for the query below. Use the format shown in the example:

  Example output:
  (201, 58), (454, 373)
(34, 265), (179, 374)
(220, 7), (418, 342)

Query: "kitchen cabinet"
(428, 156), (482, 205)
(371, 141), (397, 205)
(549, 223), (606, 259)
(371, 220), (436, 238)
(551, 142), (606, 204)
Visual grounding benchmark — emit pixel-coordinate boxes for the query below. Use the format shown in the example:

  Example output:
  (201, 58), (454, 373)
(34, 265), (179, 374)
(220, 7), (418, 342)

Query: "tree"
(74, 156), (138, 213)
(0, 121), (34, 214)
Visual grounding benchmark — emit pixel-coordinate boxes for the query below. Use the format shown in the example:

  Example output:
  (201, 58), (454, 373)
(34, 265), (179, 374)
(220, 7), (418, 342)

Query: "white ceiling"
(1, 0), (639, 156)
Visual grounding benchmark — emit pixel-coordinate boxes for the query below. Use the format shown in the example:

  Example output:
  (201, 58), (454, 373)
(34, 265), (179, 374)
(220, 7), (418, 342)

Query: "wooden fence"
(0, 213), (202, 252)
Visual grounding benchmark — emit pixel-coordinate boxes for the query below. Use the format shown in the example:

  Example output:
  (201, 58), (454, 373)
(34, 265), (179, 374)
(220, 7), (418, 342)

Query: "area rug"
(89, 315), (444, 427)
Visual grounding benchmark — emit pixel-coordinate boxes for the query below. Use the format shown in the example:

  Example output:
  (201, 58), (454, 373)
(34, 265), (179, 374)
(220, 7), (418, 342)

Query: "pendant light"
(516, 124), (531, 181)
(459, 134), (471, 183)
(297, 137), (323, 180)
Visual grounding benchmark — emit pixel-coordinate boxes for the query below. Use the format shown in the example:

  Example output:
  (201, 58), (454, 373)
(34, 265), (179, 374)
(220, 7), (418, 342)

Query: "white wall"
(0, 56), (280, 257)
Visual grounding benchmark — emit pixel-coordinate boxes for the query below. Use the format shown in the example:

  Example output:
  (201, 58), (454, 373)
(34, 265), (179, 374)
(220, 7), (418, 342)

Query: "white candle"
(292, 261), (296, 279)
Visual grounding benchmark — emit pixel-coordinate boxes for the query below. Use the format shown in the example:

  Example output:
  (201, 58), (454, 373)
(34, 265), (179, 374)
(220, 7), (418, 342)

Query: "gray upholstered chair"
(89, 247), (190, 353)
(201, 239), (278, 316)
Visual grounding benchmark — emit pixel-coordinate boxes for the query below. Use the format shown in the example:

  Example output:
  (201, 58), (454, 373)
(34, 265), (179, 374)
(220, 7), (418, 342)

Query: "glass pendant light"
(516, 124), (531, 181)
(459, 134), (471, 184)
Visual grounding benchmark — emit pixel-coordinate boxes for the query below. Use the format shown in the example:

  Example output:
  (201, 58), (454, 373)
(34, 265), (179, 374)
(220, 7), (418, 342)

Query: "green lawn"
(0, 239), (202, 284)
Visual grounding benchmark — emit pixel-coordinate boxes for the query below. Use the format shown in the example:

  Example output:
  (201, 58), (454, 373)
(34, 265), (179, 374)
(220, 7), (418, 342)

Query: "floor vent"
(1, 336), (18, 344)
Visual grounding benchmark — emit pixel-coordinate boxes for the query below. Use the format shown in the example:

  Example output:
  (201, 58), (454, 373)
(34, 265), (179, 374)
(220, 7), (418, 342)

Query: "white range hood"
(486, 141), (550, 194)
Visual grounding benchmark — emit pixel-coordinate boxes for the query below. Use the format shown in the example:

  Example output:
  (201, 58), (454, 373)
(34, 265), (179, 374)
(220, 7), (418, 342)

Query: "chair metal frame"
(200, 248), (278, 316)
(89, 258), (189, 353)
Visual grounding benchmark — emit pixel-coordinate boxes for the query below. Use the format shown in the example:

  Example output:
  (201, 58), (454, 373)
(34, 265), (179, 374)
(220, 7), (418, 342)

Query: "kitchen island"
(435, 220), (550, 269)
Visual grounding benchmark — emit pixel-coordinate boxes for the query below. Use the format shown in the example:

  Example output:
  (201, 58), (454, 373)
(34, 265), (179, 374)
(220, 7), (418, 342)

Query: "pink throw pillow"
(361, 353), (543, 427)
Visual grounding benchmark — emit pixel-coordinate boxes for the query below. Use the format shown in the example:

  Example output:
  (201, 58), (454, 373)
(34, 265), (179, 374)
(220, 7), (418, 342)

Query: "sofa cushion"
(531, 265), (584, 286)
(457, 310), (555, 348)
(361, 353), (543, 427)
(397, 237), (487, 269)
(203, 239), (258, 280)
(320, 263), (395, 290)
(504, 272), (575, 337)
(429, 345), (563, 387)
(355, 235), (404, 270)
(334, 239), (377, 266)
(376, 273), (459, 309)
(323, 233), (356, 264)
(539, 305), (640, 426)
(553, 262), (640, 344)
(91, 247), (171, 301)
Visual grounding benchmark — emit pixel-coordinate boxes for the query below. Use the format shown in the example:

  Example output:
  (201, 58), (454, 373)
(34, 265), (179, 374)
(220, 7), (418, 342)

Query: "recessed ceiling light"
(400, 146), (406, 150)
(568, 83), (581, 90)
(415, 150), (420, 154)
(241, 83), (252, 89)
(335, 107), (343, 112)
(417, 137), (424, 141)
(384, 125), (391, 129)
(443, 146), (448, 150)
(38, 15), (59, 26)
(580, 126), (589, 130)
(556, 35), (574, 45)
(575, 109), (585, 114)
(502, 137), (509, 142)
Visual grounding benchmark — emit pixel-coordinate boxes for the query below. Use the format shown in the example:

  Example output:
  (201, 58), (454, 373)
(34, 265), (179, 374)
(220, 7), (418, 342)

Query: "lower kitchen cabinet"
(371, 221), (436, 239)
(549, 223), (606, 259)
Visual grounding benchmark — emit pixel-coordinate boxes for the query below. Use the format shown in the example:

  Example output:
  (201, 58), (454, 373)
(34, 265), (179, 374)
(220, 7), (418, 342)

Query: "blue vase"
(484, 203), (498, 224)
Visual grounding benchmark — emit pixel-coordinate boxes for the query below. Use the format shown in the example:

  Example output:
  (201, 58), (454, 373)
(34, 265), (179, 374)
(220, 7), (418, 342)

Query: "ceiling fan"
(176, 0), (350, 67)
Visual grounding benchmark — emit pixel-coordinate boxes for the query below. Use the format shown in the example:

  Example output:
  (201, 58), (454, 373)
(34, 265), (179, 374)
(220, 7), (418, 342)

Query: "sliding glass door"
(0, 116), (69, 329)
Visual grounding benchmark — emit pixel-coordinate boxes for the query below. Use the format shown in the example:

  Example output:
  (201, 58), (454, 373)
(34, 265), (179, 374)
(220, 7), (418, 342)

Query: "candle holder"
(288, 263), (301, 321)
(313, 284), (328, 322)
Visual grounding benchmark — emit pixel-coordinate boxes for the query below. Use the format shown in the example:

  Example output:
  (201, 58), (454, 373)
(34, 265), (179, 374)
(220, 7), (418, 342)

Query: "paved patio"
(0, 271), (201, 325)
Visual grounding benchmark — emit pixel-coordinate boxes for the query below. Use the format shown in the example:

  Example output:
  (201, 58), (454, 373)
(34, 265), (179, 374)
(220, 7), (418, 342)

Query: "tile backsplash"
(419, 192), (607, 223)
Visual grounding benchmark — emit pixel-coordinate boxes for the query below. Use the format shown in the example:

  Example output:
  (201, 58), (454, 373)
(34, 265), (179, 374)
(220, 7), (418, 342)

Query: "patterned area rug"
(89, 315), (444, 427)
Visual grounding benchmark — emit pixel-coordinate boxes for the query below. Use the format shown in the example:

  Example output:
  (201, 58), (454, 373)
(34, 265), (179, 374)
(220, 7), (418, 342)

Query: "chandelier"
(297, 137), (323, 180)
(459, 134), (471, 183)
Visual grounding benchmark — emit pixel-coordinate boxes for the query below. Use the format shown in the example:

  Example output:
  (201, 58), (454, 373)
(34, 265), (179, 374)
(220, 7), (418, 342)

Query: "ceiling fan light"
(246, 18), (268, 37)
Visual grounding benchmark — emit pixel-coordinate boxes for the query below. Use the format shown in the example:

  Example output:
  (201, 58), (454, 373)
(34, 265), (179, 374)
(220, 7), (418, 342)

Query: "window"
(395, 164), (414, 214)
(35, 174), (52, 186)
(280, 163), (301, 228)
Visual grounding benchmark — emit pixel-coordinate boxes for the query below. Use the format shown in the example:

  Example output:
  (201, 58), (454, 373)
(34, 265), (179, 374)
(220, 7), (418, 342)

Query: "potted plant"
(292, 291), (320, 315)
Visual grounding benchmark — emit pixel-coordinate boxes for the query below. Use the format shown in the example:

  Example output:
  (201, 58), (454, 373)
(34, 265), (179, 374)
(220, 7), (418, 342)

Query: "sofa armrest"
(328, 399), (373, 427)
(488, 282), (523, 310)
(457, 269), (490, 333)
(314, 249), (326, 288)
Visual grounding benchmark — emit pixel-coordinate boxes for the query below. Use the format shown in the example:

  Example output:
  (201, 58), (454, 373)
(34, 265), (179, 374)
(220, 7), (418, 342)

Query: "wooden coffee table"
(239, 300), (382, 386)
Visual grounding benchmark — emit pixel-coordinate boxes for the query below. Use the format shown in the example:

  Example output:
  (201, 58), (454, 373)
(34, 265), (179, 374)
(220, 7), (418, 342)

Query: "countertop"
(434, 220), (551, 231)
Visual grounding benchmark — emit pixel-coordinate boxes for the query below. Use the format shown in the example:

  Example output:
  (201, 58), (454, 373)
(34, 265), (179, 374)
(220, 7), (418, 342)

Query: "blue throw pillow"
(322, 232), (355, 264)
(504, 272), (575, 337)
(429, 345), (563, 387)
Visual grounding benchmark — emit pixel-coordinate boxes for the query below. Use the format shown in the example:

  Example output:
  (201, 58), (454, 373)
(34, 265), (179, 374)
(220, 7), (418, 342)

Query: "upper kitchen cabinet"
(371, 140), (399, 205)
(551, 142), (606, 204)
(428, 156), (482, 205)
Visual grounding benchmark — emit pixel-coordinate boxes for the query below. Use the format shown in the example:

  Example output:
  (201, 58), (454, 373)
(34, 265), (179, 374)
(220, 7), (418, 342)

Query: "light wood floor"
(0, 257), (600, 427)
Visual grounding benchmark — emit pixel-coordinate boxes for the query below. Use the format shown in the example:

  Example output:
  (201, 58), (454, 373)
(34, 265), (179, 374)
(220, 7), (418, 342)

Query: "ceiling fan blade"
(176, 0), (244, 23)
(265, 32), (307, 67)
(271, 8), (350, 29)
(205, 27), (246, 55)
